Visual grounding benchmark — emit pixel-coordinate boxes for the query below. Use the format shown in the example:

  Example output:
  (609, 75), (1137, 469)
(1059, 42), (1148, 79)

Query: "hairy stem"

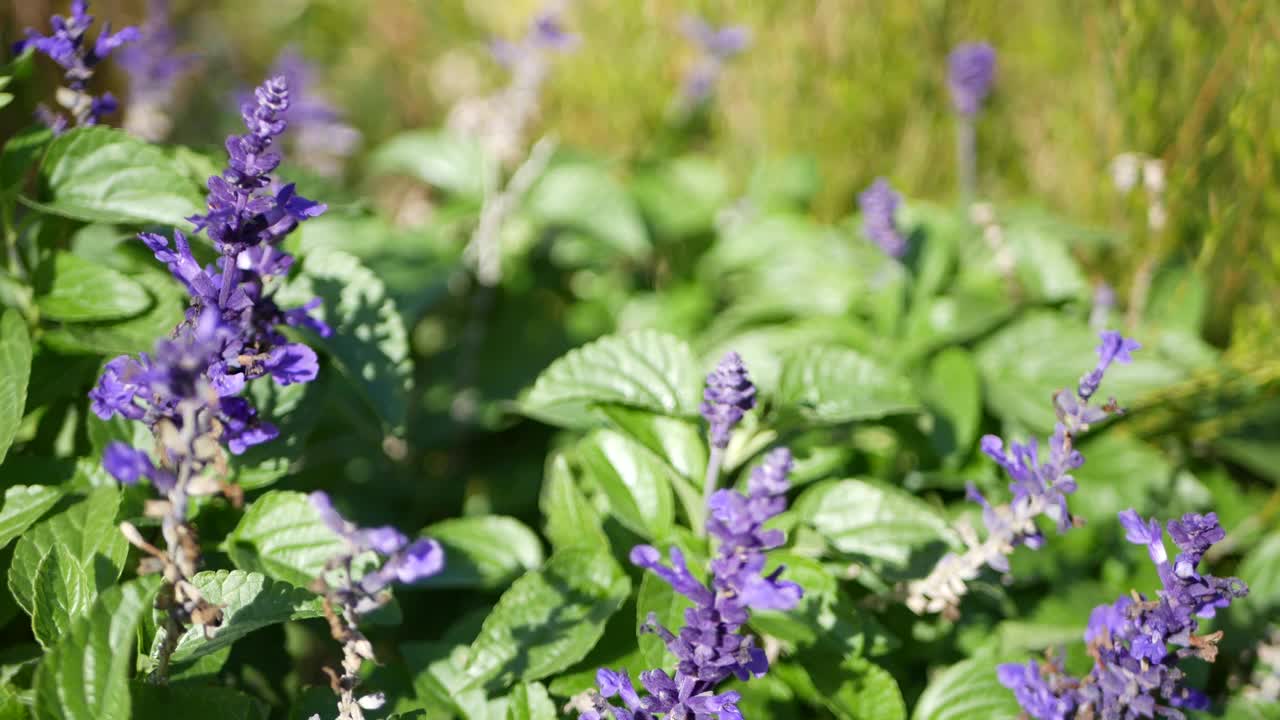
(701, 445), (725, 535)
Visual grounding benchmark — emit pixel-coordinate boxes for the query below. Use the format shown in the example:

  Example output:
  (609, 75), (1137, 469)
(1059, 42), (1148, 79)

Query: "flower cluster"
(858, 178), (908, 258)
(13, 0), (138, 132)
(308, 492), (443, 720)
(271, 49), (362, 177)
(679, 15), (750, 106)
(583, 448), (802, 719)
(118, 0), (195, 141)
(88, 75), (326, 678)
(947, 42), (997, 117)
(700, 351), (757, 450)
(448, 8), (577, 165)
(906, 331), (1140, 616)
(998, 510), (1248, 719)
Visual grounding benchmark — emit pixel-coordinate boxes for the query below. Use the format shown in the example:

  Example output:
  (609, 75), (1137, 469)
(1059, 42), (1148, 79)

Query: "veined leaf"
(776, 346), (920, 424)
(911, 656), (1020, 720)
(577, 430), (676, 541)
(505, 682), (557, 720)
(523, 330), (702, 428)
(539, 453), (608, 553)
(0, 484), (62, 551)
(31, 545), (93, 648)
(35, 126), (205, 226)
(461, 548), (630, 693)
(33, 576), (162, 720)
(795, 478), (956, 570)
(417, 515), (544, 590)
(225, 491), (345, 588)
(36, 252), (151, 322)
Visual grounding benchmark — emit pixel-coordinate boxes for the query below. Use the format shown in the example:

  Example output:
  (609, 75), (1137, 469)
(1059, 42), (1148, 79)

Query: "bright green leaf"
(31, 545), (92, 648)
(225, 491), (345, 588)
(368, 129), (489, 197)
(523, 330), (702, 428)
(280, 248), (413, 435)
(33, 576), (162, 720)
(36, 252), (151, 322)
(0, 485), (63, 551)
(924, 348), (982, 463)
(1235, 532), (1280, 625)
(461, 548), (630, 693)
(577, 430), (676, 540)
(776, 346), (920, 424)
(526, 163), (650, 261)
(418, 516), (544, 590)
(911, 656), (1020, 720)
(539, 453), (608, 552)
(35, 126), (204, 226)
(795, 479), (956, 571)
(505, 682), (556, 720)
(40, 272), (185, 356)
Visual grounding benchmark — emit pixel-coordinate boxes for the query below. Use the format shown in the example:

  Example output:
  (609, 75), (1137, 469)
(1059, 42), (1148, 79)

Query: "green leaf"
(161, 570), (322, 666)
(577, 430), (676, 540)
(635, 572), (692, 670)
(775, 346), (920, 424)
(36, 252), (151, 322)
(632, 155), (730, 239)
(0, 310), (31, 463)
(31, 545), (93, 648)
(522, 330), (702, 428)
(797, 653), (907, 720)
(225, 491), (345, 588)
(33, 576), (162, 720)
(539, 453), (608, 552)
(1235, 531), (1280, 624)
(0, 485), (63, 551)
(923, 348), (982, 462)
(795, 479), (955, 571)
(40, 271), (186, 356)
(597, 404), (707, 482)
(228, 379), (325, 490)
(1, 126), (52, 197)
(10, 486), (128, 623)
(911, 656), (1020, 720)
(526, 162), (650, 260)
(1223, 696), (1280, 720)
(131, 684), (269, 720)
(417, 516), (544, 590)
(505, 682), (556, 720)
(368, 129), (489, 197)
(280, 247), (413, 435)
(461, 548), (630, 693)
(35, 126), (205, 226)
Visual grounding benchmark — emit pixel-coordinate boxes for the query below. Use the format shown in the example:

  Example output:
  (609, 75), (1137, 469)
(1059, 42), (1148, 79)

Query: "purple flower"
(947, 42), (996, 116)
(14, 0), (138, 130)
(269, 49), (362, 177)
(585, 447), (798, 719)
(1077, 331), (1140, 402)
(699, 352), (756, 449)
(118, 0), (195, 140)
(1000, 511), (1248, 719)
(308, 492), (445, 606)
(858, 178), (907, 258)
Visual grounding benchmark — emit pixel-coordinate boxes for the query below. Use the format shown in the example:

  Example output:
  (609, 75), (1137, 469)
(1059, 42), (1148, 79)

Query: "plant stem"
(700, 445), (725, 536)
(957, 116), (977, 208)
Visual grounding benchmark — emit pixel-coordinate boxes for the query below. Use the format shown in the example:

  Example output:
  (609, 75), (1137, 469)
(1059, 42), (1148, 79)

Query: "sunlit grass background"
(5, 0), (1278, 347)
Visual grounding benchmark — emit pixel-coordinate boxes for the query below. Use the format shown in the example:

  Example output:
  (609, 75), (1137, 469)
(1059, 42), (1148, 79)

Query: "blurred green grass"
(5, 0), (1278, 346)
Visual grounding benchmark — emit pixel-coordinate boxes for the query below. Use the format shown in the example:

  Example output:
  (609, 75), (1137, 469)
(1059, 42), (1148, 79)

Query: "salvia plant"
(0, 4), (1275, 720)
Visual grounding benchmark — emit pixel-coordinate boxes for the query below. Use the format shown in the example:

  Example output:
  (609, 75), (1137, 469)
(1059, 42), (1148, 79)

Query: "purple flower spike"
(588, 447), (799, 719)
(947, 42), (996, 116)
(699, 351), (756, 449)
(678, 14), (750, 105)
(15, 0), (139, 130)
(999, 511), (1248, 719)
(858, 178), (907, 258)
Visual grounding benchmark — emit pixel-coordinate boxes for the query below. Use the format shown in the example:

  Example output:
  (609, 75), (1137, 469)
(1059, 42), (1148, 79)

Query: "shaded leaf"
(36, 252), (151, 322)
(131, 683), (269, 720)
(0, 310), (31, 463)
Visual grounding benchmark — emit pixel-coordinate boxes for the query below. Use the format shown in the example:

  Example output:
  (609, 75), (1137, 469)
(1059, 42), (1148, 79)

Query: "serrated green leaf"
(225, 491), (345, 587)
(368, 129), (489, 197)
(597, 404), (707, 482)
(35, 252), (151, 322)
(279, 247), (413, 434)
(461, 548), (630, 693)
(0, 311), (31, 464)
(577, 429), (676, 540)
(523, 330), (702, 428)
(160, 570), (322, 666)
(417, 515), (544, 590)
(505, 682), (556, 720)
(32, 545), (92, 648)
(34, 126), (204, 225)
(33, 576), (162, 720)
(795, 479), (956, 571)
(911, 656), (1020, 720)
(0, 485), (63, 551)
(776, 346), (920, 424)
(131, 683), (269, 720)
(10, 486), (128, 622)
(539, 453), (608, 552)
(796, 653), (906, 720)
(526, 163), (650, 260)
